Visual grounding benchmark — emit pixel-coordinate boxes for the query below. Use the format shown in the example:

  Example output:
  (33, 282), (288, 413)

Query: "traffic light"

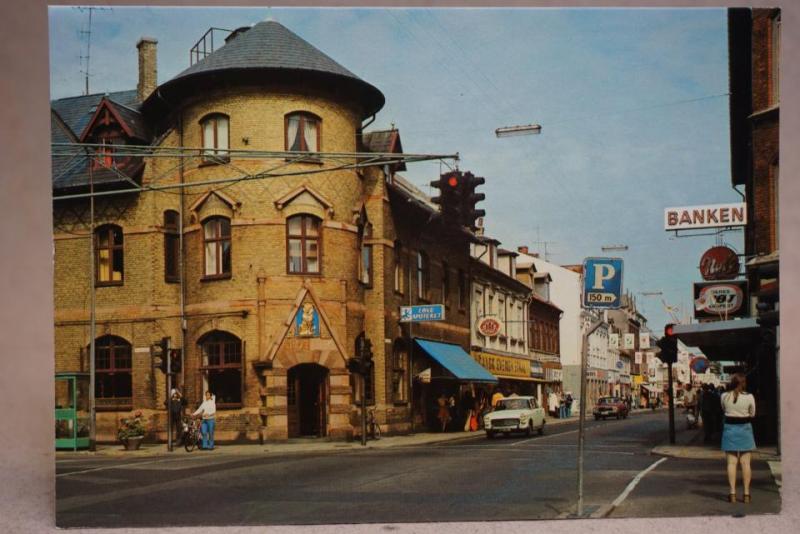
(349, 337), (374, 375)
(459, 172), (486, 231)
(430, 171), (463, 222)
(656, 324), (678, 364)
(154, 337), (170, 374)
(169, 349), (182, 374)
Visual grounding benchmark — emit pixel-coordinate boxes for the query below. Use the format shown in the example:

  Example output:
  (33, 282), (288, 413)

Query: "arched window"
(199, 331), (242, 408)
(95, 224), (123, 285)
(285, 112), (321, 153)
(359, 222), (373, 287)
(203, 217), (231, 279)
(286, 214), (321, 274)
(416, 251), (429, 301)
(94, 335), (132, 408)
(393, 241), (404, 294)
(200, 113), (230, 162)
(392, 339), (408, 404)
(164, 210), (180, 283)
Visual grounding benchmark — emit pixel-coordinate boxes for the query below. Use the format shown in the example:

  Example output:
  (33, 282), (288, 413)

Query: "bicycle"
(367, 409), (381, 440)
(183, 417), (202, 452)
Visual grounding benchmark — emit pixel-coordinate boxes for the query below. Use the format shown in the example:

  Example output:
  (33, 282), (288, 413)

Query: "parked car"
(484, 396), (545, 438)
(593, 396), (629, 420)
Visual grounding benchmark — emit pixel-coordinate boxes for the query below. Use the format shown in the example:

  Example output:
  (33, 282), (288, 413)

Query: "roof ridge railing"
(189, 27), (233, 67)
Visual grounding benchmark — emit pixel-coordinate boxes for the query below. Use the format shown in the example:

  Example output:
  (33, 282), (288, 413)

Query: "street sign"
(582, 257), (623, 309)
(400, 304), (445, 322)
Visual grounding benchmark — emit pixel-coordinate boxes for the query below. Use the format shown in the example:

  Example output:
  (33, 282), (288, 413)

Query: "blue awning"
(414, 339), (498, 383)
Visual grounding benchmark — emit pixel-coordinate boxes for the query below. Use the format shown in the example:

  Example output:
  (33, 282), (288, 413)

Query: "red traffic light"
(447, 175), (459, 187)
(664, 323), (675, 336)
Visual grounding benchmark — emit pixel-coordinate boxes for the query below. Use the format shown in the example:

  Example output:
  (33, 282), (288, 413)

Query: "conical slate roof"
(146, 20), (384, 118)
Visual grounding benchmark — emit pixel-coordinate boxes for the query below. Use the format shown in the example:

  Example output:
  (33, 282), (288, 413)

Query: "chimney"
(137, 37), (158, 102)
(518, 246), (529, 255)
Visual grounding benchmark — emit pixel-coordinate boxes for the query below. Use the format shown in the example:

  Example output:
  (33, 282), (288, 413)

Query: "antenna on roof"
(75, 6), (112, 96)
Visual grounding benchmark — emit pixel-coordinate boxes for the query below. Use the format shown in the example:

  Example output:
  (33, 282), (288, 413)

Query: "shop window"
(164, 210), (180, 283)
(202, 217), (231, 279)
(285, 112), (320, 153)
(94, 335), (132, 408)
(95, 224), (123, 286)
(199, 331), (242, 408)
(200, 114), (229, 163)
(287, 214), (321, 274)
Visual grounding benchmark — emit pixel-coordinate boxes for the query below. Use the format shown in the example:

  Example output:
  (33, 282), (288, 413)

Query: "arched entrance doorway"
(287, 363), (329, 437)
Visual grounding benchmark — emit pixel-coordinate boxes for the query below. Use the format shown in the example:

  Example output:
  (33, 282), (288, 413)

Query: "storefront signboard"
(400, 304), (445, 322)
(699, 246), (741, 281)
(693, 281), (749, 319)
(664, 203), (747, 231)
(477, 316), (503, 337)
(639, 332), (650, 349)
(472, 351), (532, 379)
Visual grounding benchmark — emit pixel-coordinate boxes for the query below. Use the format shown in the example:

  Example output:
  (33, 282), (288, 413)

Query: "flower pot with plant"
(118, 411), (146, 450)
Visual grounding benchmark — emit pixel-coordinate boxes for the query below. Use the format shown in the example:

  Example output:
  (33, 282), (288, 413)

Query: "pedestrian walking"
(548, 391), (558, 417)
(565, 393), (574, 418)
(437, 393), (451, 432)
(491, 388), (504, 409)
(684, 384), (698, 419)
(721, 373), (756, 503)
(192, 391), (217, 450)
(558, 392), (567, 419)
(167, 388), (187, 444)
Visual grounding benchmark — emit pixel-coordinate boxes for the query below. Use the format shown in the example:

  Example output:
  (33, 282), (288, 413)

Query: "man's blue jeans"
(566, 405), (572, 418)
(201, 418), (215, 449)
(559, 405), (567, 418)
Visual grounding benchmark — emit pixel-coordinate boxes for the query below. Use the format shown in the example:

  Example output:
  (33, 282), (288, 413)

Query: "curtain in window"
(216, 116), (229, 153)
(287, 116), (301, 151)
(303, 119), (317, 151)
(204, 222), (218, 275)
(203, 120), (215, 155)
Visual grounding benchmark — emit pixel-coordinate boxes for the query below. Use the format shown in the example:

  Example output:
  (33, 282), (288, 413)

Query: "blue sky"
(49, 6), (741, 332)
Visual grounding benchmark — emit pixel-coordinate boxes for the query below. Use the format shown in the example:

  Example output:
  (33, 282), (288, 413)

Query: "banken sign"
(582, 257), (624, 309)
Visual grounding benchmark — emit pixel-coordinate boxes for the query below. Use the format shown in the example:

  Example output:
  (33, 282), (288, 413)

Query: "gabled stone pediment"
(188, 190), (240, 223)
(257, 282), (347, 370)
(274, 185), (334, 219)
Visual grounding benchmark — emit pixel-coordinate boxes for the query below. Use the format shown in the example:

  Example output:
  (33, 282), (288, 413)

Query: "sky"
(49, 6), (742, 334)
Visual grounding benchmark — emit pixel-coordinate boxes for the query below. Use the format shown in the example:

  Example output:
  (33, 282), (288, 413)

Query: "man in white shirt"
(193, 391), (217, 450)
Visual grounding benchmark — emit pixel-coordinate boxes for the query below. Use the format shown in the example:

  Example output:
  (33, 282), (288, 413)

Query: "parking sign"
(582, 257), (623, 309)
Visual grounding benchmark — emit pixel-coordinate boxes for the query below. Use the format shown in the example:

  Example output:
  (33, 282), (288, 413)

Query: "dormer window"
(201, 114), (230, 163)
(285, 112), (320, 153)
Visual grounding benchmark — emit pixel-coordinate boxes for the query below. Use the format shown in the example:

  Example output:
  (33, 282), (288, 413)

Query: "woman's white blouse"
(721, 392), (755, 418)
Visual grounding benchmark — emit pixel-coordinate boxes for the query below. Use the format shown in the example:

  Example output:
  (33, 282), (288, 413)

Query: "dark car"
(592, 396), (629, 420)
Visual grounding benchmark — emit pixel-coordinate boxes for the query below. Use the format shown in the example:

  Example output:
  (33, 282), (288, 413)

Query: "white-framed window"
(200, 114), (230, 161)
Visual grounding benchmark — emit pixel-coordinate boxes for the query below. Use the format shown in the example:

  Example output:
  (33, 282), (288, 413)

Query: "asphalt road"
(56, 410), (780, 527)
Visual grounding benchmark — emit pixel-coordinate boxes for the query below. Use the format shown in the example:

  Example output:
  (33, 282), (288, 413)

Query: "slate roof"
(50, 90), (143, 192)
(147, 20), (384, 118)
(361, 129), (406, 171)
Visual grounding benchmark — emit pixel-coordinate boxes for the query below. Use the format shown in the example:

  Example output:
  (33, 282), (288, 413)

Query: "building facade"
(52, 21), (485, 443)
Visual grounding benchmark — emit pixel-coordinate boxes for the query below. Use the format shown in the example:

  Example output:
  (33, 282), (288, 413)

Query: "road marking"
(56, 454), (209, 478)
(592, 457), (668, 518)
(509, 428), (578, 446)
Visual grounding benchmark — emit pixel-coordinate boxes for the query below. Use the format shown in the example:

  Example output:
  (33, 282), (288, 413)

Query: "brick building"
(51, 20), (481, 443)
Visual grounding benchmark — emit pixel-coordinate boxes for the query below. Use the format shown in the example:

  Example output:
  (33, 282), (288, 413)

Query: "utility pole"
(166, 337), (173, 452)
(577, 319), (604, 517)
(88, 149), (96, 452)
(667, 361), (676, 444)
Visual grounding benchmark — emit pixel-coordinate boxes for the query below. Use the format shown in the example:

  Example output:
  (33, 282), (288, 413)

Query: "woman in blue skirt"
(720, 373), (756, 503)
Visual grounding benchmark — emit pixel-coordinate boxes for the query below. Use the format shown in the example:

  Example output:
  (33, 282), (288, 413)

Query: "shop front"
(472, 350), (541, 400)
(412, 339), (498, 432)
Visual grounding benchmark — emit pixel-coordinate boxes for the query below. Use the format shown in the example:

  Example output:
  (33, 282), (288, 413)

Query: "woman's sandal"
(729, 493), (737, 503)
(743, 494), (751, 504)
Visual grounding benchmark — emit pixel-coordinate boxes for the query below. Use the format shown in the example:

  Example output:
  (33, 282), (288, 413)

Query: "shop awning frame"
(672, 318), (760, 361)
(414, 338), (498, 383)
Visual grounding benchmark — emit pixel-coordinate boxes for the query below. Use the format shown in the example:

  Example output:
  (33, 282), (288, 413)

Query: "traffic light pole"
(667, 362), (675, 444)
(166, 338), (173, 452)
(361, 373), (367, 447)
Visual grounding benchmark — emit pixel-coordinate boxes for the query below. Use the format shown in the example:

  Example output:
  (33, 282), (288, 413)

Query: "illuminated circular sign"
(477, 317), (503, 337)
(694, 283), (745, 315)
(699, 246), (740, 281)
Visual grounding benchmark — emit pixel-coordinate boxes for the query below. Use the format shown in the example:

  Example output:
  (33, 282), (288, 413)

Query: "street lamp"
(495, 124), (542, 137)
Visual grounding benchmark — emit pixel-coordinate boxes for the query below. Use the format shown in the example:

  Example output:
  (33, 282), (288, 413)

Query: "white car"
(484, 396), (546, 439)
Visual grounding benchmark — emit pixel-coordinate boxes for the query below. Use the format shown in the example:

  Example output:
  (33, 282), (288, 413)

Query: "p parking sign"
(582, 257), (623, 309)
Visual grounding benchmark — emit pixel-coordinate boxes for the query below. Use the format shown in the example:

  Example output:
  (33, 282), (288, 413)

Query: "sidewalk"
(651, 428), (780, 462)
(57, 412), (584, 459)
